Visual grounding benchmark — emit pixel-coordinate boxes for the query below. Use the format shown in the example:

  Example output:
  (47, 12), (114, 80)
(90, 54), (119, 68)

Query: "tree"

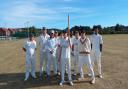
(115, 24), (123, 32)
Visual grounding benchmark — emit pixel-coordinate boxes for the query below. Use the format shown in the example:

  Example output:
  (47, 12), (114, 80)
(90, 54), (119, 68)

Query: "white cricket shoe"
(99, 74), (103, 78)
(88, 73), (92, 77)
(69, 81), (74, 86)
(31, 74), (37, 79)
(24, 76), (29, 81)
(91, 78), (95, 84)
(73, 73), (77, 76)
(78, 76), (84, 81)
(59, 81), (64, 86)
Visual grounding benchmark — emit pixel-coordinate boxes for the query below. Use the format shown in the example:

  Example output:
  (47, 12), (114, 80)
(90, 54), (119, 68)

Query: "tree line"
(12, 24), (128, 38)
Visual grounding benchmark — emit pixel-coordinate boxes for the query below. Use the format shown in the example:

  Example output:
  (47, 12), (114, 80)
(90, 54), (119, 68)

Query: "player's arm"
(100, 44), (102, 52)
(46, 40), (53, 54)
(23, 41), (27, 52)
(86, 38), (91, 54)
(58, 46), (62, 62)
(35, 41), (37, 50)
(91, 44), (92, 50)
(72, 44), (74, 51)
(89, 36), (93, 50)
(100, 36), (103, 52)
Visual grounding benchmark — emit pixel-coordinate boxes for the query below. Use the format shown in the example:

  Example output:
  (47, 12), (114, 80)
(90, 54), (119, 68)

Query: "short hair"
(80, 30), (86, 34)
(93, 26), (99, 31)
(63, 30), (67, 34)
(29, 33), (34, 37)
(55, 31), (58, 34)
(42, 27), (47, 30)
(58, 31), (63, 36)
(75, 31), (79, 34)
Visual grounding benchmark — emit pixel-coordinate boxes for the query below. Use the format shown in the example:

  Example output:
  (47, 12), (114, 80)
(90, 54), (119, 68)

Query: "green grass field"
(0, 34), (128, 89)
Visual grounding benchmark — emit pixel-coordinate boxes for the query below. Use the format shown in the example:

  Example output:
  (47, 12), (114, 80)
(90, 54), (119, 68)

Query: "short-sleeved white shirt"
(60, 37), (71, 59)
(38, 34), (50, 52)
(45, 38), (58, 56)
(72, 37), (80, 55)
(24, 40), (36, 56)
(90, 34), (103, 51)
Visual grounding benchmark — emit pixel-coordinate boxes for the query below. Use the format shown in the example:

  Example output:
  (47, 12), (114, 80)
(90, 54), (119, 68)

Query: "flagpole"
(26, 21), (29, 38)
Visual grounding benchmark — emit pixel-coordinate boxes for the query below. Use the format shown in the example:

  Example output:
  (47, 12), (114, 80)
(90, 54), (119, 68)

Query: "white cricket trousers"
(78, 54), (95, 79)
(91, 51), (102, 75)
(60, 58), (72, 82)
(40, 51), (47, 75)
(46, 52), (57, 75)
(25, 54), (36, 78)
(73, 53), (79, 74)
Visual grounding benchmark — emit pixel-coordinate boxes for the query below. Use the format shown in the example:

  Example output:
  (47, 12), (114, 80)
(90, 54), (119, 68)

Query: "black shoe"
(40, 75), (44, 80)
(46, 75), (50, 81)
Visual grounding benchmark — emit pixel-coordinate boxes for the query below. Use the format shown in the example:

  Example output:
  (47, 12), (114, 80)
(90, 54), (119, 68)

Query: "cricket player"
(72, 31), (80, 75)
(45, 30), (58, 80)
(38, 27), (50, 78)
(90, 27), (103, 78)
(54, 31), (61, 75)
(59, 31), (73, 86)
(23, 33), (37, 81)
(78, 31), (95, 84)
(57, 32), (64, 75)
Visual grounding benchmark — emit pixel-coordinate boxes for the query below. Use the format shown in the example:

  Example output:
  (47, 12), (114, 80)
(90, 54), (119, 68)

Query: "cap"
(51, 30), (54, 34)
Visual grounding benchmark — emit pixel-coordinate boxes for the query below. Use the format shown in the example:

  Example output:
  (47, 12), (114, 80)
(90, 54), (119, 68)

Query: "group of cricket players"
(23, 27), (103, 86)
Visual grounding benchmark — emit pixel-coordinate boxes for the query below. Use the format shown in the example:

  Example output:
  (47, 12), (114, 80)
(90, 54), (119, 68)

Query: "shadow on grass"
(0, 72), (91, 89)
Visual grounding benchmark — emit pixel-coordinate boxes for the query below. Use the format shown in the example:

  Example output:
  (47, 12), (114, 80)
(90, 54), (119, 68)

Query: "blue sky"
(0, 0), (128, 29)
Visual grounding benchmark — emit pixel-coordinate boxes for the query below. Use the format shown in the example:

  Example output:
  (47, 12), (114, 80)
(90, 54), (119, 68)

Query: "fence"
(0, 36), (18, 40)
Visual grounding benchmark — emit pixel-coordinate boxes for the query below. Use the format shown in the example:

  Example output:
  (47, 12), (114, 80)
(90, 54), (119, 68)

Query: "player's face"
(81, 33), (85, 38)
(42, 29), (47, 34)
(64, 33), (67, 38)
(75, 33), (79, 39)
(95, 28), (99, 34)
(29, 36), (34, 41)
(55, 33), (58, 37)
(60, 33), (63, 38)
(50, 33), (54, 38)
